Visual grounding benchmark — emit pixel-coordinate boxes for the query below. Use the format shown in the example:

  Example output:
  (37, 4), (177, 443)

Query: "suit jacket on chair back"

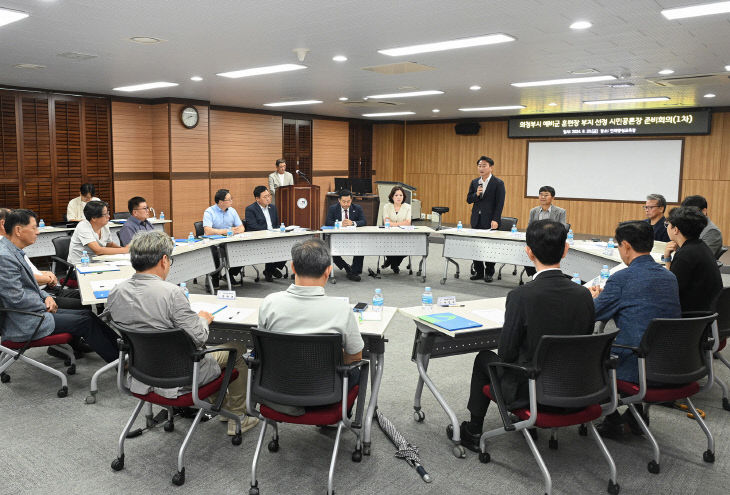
(325, 202), (367, 227)
(244, 201), (279, 231)
(466, 176), (506, 229)
(0, 236), (55, 340)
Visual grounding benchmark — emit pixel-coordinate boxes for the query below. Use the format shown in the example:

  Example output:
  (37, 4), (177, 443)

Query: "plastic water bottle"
(335, 220), (341, 229)
(188, 231), (195, 243)
(600, 265), (610, 288)
(384, 218), (390, 228)
(80, 250), (89, 267)
(567, 228), (574, 246)
(421, 287), (434, 311)
(372, 288), (384, 312)
(571, 273), (581, 284)
(457, 221), (463, 231)
(180, 282), (189, 300)
(280, 223), (285, 233)
(604, 237), (615, 255)
(511, 223), (518, 237)
(39, 219), (45, 228)
(226, 226), (233, 237)
(159, 211), (165, 220)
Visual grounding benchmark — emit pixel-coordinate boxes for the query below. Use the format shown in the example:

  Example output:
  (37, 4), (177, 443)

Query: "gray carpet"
(2, 243), (730, 495)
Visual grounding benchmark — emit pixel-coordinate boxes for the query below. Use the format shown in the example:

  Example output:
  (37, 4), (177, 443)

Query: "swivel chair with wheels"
(431, 206), (449, 230)
(710, 287), (730, 411)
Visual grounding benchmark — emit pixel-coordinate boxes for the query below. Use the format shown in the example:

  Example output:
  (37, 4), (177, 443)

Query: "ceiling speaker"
(455, 122), (481, 135)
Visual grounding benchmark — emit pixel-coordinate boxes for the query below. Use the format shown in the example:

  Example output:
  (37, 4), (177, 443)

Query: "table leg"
(329, 258), (336, 284)
(362, 350), (384, 456)
(420, 256), (427, 283)
(441, 255), (450, 285)
(413, 352), (430, 417)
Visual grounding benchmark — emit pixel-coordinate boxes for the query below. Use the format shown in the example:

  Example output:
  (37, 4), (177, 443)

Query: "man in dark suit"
(244, 186), (286, 282)
(325, 189), (366, 282)
(459, 219), (595, 452)
(467, 155), (506, 282)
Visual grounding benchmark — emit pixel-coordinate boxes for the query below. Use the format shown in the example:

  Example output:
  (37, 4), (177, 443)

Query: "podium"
(277, 185), (320, 230)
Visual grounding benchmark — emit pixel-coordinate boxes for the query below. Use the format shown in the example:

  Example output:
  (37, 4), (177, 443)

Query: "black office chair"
(493, 216), (518, 281)
(110, 324), (243, 486)
(711, 287), (730, 411)
(615, 312), (717, 474)
(431, 206), (449, 230)
(113, 212), (131, 220)
(479, 331), (620, 495)
(51, 236), (76, 289)
(716, 246), (727, 267)
(245, 329), (369, 495)
(193, 221), (204, 238)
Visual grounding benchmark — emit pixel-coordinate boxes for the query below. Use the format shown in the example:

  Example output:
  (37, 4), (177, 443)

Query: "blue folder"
(201, 234), (226, 239)
(418, 313), (482, 331)
(93, 290), (110, 299)
(174, 238), (202, 243)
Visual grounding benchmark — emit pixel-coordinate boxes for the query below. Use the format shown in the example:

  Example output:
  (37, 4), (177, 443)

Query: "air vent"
(362, 62), (435, 75)
(647, 73), (730, 87)
(568, 68), (600, 75)
(57, 52), (98, 60)
(14, 63), (45, 69)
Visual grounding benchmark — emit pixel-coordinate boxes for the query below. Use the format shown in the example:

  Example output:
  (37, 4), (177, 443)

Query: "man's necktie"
(345, 209), (349, 220)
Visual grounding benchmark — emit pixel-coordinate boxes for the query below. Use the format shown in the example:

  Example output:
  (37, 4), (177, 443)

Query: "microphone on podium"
(295, 169), (312, 184)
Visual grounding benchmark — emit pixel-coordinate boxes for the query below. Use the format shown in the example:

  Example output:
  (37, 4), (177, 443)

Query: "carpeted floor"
(2, 240), (730, 495)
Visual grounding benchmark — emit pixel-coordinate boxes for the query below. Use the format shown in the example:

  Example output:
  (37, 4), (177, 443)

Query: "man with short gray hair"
(644, 193), (670, 242)
(103, 230), (257, 436)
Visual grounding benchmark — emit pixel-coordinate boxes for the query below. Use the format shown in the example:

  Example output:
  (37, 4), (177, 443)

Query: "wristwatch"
(661, 256), (672, 263)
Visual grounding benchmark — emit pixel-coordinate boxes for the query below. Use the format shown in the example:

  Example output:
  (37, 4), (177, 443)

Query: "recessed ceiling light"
(469, 85), (481, 91)
(512, 75), (616, 87)
(432, 109), (440, 113)
(263, 100), (322, 107)
(378, 33), (515, 56)
(608, 82), (635, 88)
(366, 90), (443, 99)
(725, 65), (730, 71)
(14, 63), (45, 70)
(332, 55), (348, 62)
(362, 111), (416, 117)
(190, 76), (203, 82)
(584, 96), (670, 105)
(704, 93), (716, 98)
(129, 36), (165, 44)
(658, 69), (675, 75)
(661, 1), (730, 20)
(113, 81), (179, 92)
(0, 7), (29, 28)
(217, 64), (307, 79)
(339, 97), (349, 101)
(548, 102), (557, 106)
(459, 105), (526, 111)
(570, 20), (592, 30)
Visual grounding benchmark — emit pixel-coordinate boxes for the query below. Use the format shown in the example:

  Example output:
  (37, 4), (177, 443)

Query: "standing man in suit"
(0, 209), (119, 362)
(467, 155), (506, 282)
(268, 158), (294, 205)
(525, 186), (567, 276)
(244, 186), (287, 282)
(325, 189), (366, 282)
(459, 220), (595, 451)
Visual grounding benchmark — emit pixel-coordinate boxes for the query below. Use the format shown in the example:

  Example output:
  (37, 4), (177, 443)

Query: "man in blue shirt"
(118, 196), (155, 246)
(203, 189), (245, 286)
(590, 220), (680, 438)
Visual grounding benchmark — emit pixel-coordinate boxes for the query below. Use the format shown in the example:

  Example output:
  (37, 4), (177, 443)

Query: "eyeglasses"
(166, 255), (175, 266)
(134, 207), (150, 211)
(100, 212), (111, 217)
(643, 205), (659, 210)
(664, 221), (671, 228)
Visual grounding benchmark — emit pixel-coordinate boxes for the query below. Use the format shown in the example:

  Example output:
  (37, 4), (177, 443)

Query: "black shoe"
(470, 274), (485, 281)
(263, 270), (274, 282)
(347, 273), (361, 282)
(622, 408), (648, 435)
(595, 419), (626, 440)
(459, 421), (482, 453)
(47, 346), (82, 360)
(381, 260), (391, 269)
(71, 338), (94, 354)
(392, 266), (400, 274)
(485, 275), (494, 283)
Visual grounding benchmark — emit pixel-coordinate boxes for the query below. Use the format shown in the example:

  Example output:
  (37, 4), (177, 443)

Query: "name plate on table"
(217, 290), (236, 300)
(419, 313), (481, 331)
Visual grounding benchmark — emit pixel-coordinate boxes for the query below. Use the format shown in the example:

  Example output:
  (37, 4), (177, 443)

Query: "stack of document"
(77, 264), (120, 274)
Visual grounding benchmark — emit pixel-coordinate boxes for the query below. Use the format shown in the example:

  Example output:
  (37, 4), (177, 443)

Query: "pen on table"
(212, 305), (228, 315)
(441, 304), (465, 307)
(228, 310), (241, 320)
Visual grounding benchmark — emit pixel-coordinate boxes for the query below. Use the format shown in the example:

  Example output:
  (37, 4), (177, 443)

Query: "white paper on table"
(77, 263), (119, 273)
(98, 253), (131, 260)
(471, 309), (506, 325)
(398, 225), (415, 230)
(90, 279), (125, 292)
(360, 311), (382, 321)
(214, 307), (255, 323)
(342, 225), (357, 230)
(114, 260), (132, 266)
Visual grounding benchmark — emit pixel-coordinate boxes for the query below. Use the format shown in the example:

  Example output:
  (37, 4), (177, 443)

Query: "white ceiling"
(1, 0), (729, 120)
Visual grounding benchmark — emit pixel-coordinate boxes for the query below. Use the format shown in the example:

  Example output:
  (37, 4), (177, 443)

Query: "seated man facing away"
(324, 189), (366, 282)
(591, 220), (680, 439)
(525, 185), (567, 277)
(68, 200), (128, 265)
(117, 196), (155, 247)
(460, 220), (594, 452)
(680, 195), (723, 257)
(663, 206), (722, 312)
(243, 186), (286, 282)
(258, 238), (364, 415)
(203, 188), (245, 287)
(0, 209), (118, 362)
(103, 231), (257, 436)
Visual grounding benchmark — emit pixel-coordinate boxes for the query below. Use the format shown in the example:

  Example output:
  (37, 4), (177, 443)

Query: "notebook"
(418, 312), (482, 331)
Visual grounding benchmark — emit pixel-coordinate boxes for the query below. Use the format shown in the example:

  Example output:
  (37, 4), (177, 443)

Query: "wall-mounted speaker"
(455, 122), (481, 135)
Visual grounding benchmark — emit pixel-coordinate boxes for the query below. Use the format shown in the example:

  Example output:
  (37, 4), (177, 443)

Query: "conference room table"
(400, 298), (505, 458)
(439, 228), (666, 285)
(324, 225), (434, 283)
(193, 294), (397, 456)
(26, 218), (171, 259)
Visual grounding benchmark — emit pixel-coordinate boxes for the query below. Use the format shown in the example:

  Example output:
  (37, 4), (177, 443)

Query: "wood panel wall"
(313, 119), (348, 219)
(373, 112), (730, 237)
